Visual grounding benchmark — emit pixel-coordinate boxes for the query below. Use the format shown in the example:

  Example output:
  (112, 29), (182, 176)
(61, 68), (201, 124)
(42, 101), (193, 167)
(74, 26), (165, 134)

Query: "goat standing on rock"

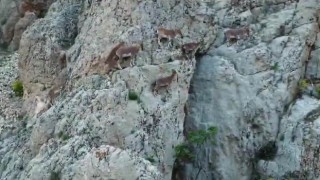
(115, 43), (142, 67)
(181, 42), (200, 62)
(224, 27), (251, 46)
(105, 42), (125, 70)
(157, 27), (183, 48)
(153, 69), (178, 95)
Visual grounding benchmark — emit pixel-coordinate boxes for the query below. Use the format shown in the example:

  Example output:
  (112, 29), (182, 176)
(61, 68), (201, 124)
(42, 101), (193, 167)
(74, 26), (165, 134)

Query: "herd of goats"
(33, 26), (251, 117)
(92, 26), (251, 95)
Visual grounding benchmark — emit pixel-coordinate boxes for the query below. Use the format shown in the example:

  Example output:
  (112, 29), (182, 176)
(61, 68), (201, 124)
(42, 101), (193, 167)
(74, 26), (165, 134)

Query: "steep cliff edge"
(1, 0), (320, 180)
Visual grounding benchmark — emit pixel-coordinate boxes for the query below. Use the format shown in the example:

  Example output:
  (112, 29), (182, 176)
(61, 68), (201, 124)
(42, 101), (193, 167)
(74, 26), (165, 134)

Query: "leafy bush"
(11, 80), (24, 97)
(174, 144), (194, 161)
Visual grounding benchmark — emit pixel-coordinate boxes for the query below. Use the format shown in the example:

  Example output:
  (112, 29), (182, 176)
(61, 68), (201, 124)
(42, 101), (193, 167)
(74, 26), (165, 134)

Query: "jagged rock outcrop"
(0, 0), (54, 50)
(183, 0), (320, 180)
(2, 0), (210, 179)
(2, 0), (320, 180)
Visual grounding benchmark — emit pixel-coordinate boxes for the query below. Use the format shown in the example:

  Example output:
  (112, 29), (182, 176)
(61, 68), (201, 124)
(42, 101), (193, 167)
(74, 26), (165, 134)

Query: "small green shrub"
(316, 86), (320, 96)
(58, 131), (63, 138)
(58, 131), (70, 141)
(61, 134), (70, 141)
(174, 144), (194, 161)
(128, 90), (139, 101)
(270, 62), (279, 71)
(174, 126), (218, 162)
(188, 127), (217, 145)
(11, 80), (24, 97)
(298, 79), (308, 91)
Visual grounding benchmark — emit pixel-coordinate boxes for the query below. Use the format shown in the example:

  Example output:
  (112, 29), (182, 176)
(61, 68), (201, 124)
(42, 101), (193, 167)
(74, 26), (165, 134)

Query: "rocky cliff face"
(1, 0), (320, 179)
(0, 0), (54, 51)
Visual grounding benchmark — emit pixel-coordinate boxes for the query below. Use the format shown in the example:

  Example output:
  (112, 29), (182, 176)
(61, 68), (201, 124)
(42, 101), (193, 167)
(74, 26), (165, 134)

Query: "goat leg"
(227, 41), (231, 47)
(158, 37), (162, 47)
(117, 61), (122, 70)
(153, 85), (159, 96)
(236, 40), (239, 46)
(181, 59), (185, 66)
(168, 38), (173, 48)
(129, 59), (133, 67)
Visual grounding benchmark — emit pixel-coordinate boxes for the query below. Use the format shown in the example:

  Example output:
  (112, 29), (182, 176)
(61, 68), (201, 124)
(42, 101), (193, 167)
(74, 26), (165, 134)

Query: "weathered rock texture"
(0, 0), (54, 51)
(1, 0), (320, 180)
(183, 0), (320, 180)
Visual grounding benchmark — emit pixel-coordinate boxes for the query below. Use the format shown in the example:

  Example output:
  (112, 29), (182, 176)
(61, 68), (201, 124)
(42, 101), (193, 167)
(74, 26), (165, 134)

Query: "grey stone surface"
(1, 0), (320, 180)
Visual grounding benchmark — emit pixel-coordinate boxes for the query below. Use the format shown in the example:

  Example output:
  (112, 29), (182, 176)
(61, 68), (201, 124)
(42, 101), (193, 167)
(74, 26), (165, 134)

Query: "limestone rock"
(9, 12), (37, 51)
(2, 0), (320, 180)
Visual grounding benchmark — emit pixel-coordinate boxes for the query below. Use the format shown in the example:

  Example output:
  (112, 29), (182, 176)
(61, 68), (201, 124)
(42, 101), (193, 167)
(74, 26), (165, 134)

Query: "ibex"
(20, 1), (46, 17)
(181, 42), (200, 62)
(105, 42), (125, 70)
(224, 27), (251, 46)
(115, 44), (142, 67)
(157, 27), (183, 47)
(95, 150), (107, 161)
(153, 69), (178, 95)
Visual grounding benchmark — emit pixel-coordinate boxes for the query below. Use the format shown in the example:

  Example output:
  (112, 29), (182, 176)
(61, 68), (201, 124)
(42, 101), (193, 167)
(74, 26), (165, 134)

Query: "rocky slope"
(1, 0), (320, 180)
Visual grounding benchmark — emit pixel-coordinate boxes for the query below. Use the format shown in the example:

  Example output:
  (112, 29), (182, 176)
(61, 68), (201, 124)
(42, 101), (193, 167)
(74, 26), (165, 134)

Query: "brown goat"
(153, 69), (178, 95)
(105, 42), (125, 69)
(182, 42), (200, 55)
(115, 44), (142, 67)
(157, 27), (183, 47)
(80, 43), (125, 77)
(20, 1), (46, 17)
(95, 151), (107, 161)
(224, 27), (250, 46)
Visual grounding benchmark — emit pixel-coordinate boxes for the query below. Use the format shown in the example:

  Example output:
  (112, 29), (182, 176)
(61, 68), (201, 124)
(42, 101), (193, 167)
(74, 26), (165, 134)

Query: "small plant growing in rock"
(316, 86), (320, 96)
(58, 131), (70, 141)
(270, 62), (279, 71)
(11, 80), (24, 97)
(61, 134), (70, 141)
(174, 126), (217, 162)
(189, 127), (218, 145)
(298, 79), (308, 91)
(128, 90), (139, 101)
(174, 144), (195, 161)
